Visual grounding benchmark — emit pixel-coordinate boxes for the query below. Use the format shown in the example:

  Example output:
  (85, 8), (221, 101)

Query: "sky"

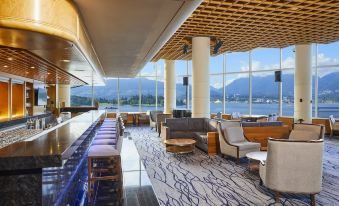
(124, 41), (339, 89)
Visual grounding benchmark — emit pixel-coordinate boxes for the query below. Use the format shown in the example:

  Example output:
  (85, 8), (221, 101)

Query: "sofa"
(161, 118), (218, 154)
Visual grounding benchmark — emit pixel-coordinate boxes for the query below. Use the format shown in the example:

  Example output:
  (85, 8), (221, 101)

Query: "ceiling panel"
(153, 0), (339, 61)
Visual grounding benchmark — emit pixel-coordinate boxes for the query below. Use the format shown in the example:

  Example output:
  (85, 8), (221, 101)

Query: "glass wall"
(70, 41), (339, 117)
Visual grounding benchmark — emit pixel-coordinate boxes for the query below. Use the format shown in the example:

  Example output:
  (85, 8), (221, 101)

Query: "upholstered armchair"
(289, 123), (324, 141)
(329, 115), (339, 137)
(156, 113), (172, 136)
(217, 121), (260, 163)
(149, 110), (162, 130)
(259, 139), (324, 206)
(137, 113), (149, 125)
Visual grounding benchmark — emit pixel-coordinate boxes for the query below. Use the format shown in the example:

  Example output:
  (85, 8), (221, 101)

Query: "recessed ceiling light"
(25, 71), (29, 74)
(61, 59), (70, 62)
(47, 72), (51, 75)
(7, 57), (13, 61)
(30, 66), (35, 69)
(3, 65), (8, 68)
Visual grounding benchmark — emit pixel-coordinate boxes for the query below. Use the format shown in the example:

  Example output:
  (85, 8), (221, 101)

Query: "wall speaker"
(275, 71), (282, 82)
(183, 76), (188, 86)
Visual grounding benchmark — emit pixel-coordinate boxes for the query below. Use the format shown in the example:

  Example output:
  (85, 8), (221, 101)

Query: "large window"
(225, 73), (249, 115)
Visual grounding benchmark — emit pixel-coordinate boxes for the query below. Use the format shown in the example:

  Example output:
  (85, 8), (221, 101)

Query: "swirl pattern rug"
(127, 127), (339, 206)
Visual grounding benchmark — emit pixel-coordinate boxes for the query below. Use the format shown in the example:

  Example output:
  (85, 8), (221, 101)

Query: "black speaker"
(275, 71), (282, 82)
(183, 77), (188, 86)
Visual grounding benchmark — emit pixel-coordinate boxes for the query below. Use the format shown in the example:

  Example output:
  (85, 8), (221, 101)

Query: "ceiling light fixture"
(213, 39), (223, 54)
(7, 57), (13, 61)
(183, 44), (189, 54)
(30, 66), (35, 69)
(61, 59), (70, 62)
(3, 65), (8, 68)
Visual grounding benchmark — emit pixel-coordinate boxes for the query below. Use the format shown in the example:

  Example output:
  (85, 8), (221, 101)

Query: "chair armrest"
(161, 125), (170, 143)
(207, 132), (219, 155)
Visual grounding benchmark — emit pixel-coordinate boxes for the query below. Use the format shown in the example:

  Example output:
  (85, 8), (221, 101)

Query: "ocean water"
(102, 103), (339, 118)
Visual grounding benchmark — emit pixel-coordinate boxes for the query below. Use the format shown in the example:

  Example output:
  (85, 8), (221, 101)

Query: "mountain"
(71, 72), (339, 100)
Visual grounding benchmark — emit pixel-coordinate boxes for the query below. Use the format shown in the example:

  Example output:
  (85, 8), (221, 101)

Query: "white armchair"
(289, 123), (324, 141)
(259, 139), (324, 206)
(329, 115), (339, 137)
(217, 121), (260, 163)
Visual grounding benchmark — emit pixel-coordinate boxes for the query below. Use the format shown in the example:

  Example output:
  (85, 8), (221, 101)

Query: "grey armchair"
(149, 110), (162, 130)
(329, 115), (339, 137)
(156, 113), (172, 136)
(217, 121), (260, 163)
(259, 139), (324, 206)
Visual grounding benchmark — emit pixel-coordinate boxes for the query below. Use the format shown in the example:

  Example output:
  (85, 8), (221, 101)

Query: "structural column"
(192, 37), (210, 118)
(294, 44), (312, 123)
(58, 84), (71, 108)
(164, 60), (176, 114)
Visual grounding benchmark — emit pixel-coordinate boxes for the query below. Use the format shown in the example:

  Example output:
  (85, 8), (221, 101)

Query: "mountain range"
(71, 72), (339, 100)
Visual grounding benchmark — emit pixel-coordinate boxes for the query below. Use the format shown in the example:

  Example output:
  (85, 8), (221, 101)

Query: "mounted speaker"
(183, 77), (188, 86)
(275, 71), (282, 82)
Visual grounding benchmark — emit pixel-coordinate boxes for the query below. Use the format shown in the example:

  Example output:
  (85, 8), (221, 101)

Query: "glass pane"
(251, 71), (279, 115)
(282, 46), (295, 69)
(175, 60), (189, 76)
(140, 77), (156, 112)
(140, 62), (155, 76)
(71, 85), (93, 106)
(119, 78), (140, 112)
(317, 41), (339, 66)
(282, 70), (294, 116)
(225, 73), (249, 114)
(317, 67), (339, 117)
(210, 54), (223, 74)
(157, 76), (164, 111)
(210, 75), (223, 113)
(226, 52), (249, 73)
(252, 48), (280, 71)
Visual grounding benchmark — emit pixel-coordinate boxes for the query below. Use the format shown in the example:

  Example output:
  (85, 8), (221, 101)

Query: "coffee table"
(246, 151), (267, 171)
(164, 138), (196, 154)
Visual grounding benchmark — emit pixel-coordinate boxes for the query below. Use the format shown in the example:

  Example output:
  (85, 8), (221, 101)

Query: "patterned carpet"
(126, 126), (339, 206)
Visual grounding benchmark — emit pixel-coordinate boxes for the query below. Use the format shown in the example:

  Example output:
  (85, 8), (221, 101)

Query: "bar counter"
(0, 110), (105, 205)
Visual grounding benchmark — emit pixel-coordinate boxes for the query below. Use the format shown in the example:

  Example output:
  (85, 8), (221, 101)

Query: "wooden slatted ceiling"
(152, 0), (339, 61)
(0, 46), (86, 85)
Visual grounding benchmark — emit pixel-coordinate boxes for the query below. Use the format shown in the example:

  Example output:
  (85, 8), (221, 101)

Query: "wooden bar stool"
(87, 145), (123, 204)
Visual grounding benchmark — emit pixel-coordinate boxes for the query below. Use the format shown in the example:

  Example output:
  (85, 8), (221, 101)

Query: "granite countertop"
(0, 110), (105, 171)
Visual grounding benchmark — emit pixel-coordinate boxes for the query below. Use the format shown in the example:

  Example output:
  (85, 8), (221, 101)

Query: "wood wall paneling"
(0, 81), (9, 120)
(11, 83), (24, 118)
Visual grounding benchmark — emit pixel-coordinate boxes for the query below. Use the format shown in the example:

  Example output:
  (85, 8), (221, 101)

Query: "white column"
(164, 60), (176, 113)
(192, 37), (210, 118)
(294, 44), (312, 123)
(58, 84), (70, 108)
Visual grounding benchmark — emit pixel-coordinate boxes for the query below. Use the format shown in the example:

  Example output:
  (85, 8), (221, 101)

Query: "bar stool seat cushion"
(99, 128), (117, 131)
(95, 134), (117, 139)
(92, 139), (117, 145)
(97, 132), (117, 136)
(88, 145), (119, 157)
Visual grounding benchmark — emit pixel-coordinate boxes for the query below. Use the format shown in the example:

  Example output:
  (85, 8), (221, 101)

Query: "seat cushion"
(92, 139), (117, 145)
(194, 132), (208, 144)
(232, 141), (261, 151)
(95, 134), (117, 139)
(225, 127), (245, 143)
(88, 145), (119, 157)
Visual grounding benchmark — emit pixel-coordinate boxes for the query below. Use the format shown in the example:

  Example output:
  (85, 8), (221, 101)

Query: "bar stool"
(87, 145), (123, 204)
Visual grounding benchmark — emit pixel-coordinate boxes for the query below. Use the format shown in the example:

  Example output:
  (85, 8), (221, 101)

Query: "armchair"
(156, 113), (172, 136)
(149, 110), (162, 130)
(217, 121), (260, 163)
(289, 123), (324, 141)
(259, 139), (324, 206)
(329, 115), (339, 137)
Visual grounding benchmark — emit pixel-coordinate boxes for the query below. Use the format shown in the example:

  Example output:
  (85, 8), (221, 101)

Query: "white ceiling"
(73, 0), (202, 78)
